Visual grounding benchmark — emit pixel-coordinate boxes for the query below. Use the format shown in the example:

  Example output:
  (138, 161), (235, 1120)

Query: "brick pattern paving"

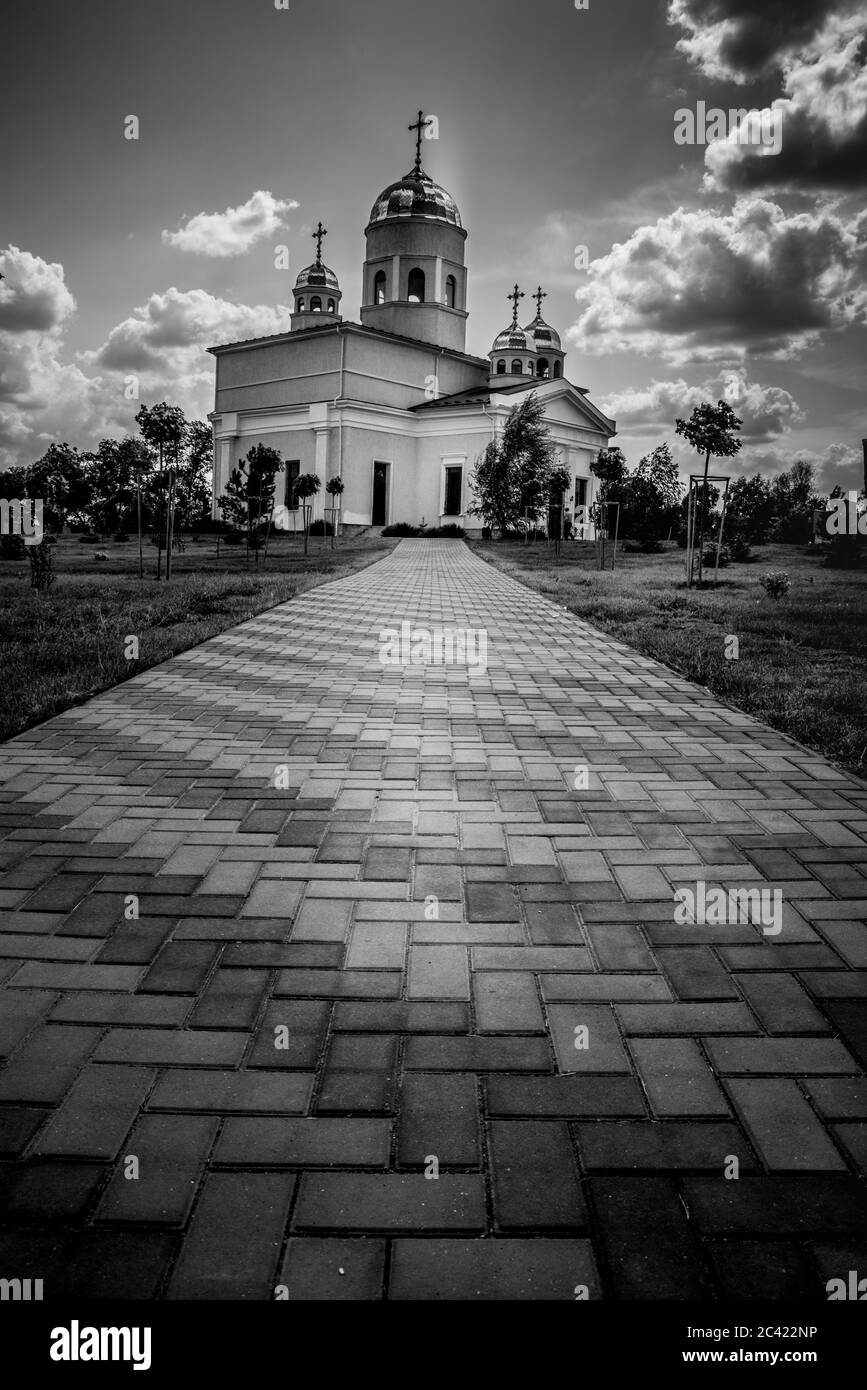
(0, 538), (866, 1300)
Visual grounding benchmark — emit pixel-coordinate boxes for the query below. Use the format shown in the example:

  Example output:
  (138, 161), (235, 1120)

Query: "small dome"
(524, 317), (562, 350)
(491, 324), (534, 354)
(295, 262), (339, 291)
(369, 169), (462, 228)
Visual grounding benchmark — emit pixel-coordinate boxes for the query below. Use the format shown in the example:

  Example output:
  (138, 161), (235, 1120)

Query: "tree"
(25, 444), (89, 531)
(675, 400), (743, 585)
(727, 473), (774, 544)
(295, 472), (321, 556)
(217, 444), (283, 564)
(590, 447), (628, 505)
(173, 421), (213, 538)
(471, 393), (558, 537)
(624, 443), (682, 545)
(771, 460), (824, 543)
(82, 437), (151, 536)
(325, 475), (345, 548)
(135, 402), (188, 578)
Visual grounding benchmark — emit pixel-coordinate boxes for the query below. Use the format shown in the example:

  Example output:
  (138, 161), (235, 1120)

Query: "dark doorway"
(372, 461), (389, 526)
(444, 465), (463, 516)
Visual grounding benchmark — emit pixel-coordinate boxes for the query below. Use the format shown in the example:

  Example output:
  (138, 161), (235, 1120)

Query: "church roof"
(368, 168), (462, 229)
(410, 376), (617, 433)
(208, 319), (489, 368)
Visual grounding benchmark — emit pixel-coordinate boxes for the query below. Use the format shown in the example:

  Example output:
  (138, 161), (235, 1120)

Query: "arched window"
(327, 298), (335, 313)
(553, 361), (562, 378)
(297, 297), (305, 312)
(374, 270), (386, 304)
(407, 267), (425, 303)
(445, 275), (457, 308)
(536, 357), (550, 378)
(496, 360), (506, 374)
(311, 296), (322, 312)
(511, 359), (523, 375)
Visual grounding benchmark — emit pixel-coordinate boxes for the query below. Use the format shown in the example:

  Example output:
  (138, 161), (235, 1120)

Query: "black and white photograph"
(1, 0), (866, 1360)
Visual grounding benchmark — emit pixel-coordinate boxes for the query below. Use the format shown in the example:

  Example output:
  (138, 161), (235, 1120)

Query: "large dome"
(492, 324), (534, 353)
(369, 169), (462, 228)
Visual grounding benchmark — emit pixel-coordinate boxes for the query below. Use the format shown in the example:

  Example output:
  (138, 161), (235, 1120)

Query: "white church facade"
(209, 115), (616, 533)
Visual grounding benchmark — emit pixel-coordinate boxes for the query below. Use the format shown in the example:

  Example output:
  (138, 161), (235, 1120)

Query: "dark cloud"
(667, 0), (856, 80)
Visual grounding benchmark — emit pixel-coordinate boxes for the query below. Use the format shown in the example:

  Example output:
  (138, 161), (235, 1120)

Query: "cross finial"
(408, 109), (433, 176)
(533, 285), (548, 319)
(507, 283), (525, 328)
(312, 221), (327, 267)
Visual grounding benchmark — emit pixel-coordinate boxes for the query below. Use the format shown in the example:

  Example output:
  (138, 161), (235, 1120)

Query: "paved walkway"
(0, 539), (866, 1300)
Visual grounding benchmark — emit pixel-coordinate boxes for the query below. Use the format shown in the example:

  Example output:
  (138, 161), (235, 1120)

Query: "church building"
(209, 114), (616, 533)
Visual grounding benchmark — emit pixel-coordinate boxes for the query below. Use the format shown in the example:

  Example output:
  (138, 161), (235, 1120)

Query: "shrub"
(221, 531), (243, 546)
(760, 570), (790, 600)
(727, 532), (753, 562)
(1, 534), (27, 560)
(308, 519), (334, 537)
(428, 524), (465, 538)
(78, 533), (101, 544)
(28, 538), (55, 592)
(382, 522), (421, 537)
(702, 545), (730, 568)
(112, 532), (130, 543)
(824, 535), (863, 569)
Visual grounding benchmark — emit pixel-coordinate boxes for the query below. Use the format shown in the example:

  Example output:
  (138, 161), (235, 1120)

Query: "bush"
(727, 532), (753, 562)
(78, 533), (101, 544)
(382, 522), (421, 537)
(427, 524), (465, 538)
(308, 519), (334, 537)
(112, 532), (130, 543)
(624, 537), (664, 554)
(221, 531), (243, 546)
(702, 545), (730, 568)
(824, 535), (863, 569)
(28, 539), (55, 592)
(1, 534), (27, 560)
(760, 570), (790, 600)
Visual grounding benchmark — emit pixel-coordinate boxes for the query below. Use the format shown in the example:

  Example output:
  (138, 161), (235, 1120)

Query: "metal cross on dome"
(408, 110), (433, 176)
(533, 286), (548, 319)
(508, 283), (525, 328)
(312, 221), (327, 267)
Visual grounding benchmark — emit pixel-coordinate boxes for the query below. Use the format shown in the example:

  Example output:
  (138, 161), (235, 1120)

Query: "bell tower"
(360, 111), (468, 352)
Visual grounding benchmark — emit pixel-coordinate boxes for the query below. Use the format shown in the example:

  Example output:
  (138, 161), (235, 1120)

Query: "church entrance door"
(372, 461), (389, 527)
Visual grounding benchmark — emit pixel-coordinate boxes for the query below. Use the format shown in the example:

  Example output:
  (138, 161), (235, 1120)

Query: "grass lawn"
(0, 532), (395, 743)
(471, 538), (867, 781)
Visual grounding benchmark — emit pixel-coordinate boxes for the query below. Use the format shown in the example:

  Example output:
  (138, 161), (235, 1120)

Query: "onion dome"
(491, 323), (534, 353)
(524, 317), (562, 350)
(369, 169), (462, 228)
(294, 261), (339, 292)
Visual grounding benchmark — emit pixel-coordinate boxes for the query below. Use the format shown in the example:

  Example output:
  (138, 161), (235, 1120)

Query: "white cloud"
(603, 369), (805, 442)
(0, 245), (292, 468)
(567, 197), (867, 364)
(161, 190), (298, 258)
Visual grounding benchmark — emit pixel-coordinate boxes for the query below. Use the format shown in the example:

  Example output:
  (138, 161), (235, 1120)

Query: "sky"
(1, 0), (865, 490)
